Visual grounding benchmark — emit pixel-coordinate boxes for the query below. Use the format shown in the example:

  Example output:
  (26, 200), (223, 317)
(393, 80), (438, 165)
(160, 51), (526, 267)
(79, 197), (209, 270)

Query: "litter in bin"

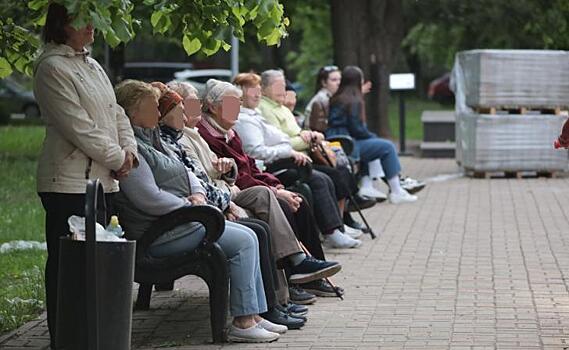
(68, 215), (126, 242)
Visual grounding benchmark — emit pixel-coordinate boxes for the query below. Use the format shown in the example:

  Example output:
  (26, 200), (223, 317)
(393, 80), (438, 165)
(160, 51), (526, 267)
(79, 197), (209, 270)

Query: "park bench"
(132, 205), (229, 343)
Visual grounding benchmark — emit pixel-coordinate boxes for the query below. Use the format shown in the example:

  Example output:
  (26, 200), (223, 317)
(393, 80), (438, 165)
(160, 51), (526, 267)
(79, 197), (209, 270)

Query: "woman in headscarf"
(196, 79), (354, 298)
(154, 82), (341, 324)
(113, 79), (282, 343)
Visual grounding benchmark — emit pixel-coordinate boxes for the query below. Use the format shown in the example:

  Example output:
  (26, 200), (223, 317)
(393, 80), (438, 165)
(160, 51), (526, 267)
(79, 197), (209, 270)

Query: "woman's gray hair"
(166, 81), (198, 99)
(202, 79), (242, 111)
(261, 69), (285, 89)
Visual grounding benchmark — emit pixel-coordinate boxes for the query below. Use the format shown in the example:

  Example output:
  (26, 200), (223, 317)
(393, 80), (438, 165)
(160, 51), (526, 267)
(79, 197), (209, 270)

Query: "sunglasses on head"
(322, 65), (339, 72)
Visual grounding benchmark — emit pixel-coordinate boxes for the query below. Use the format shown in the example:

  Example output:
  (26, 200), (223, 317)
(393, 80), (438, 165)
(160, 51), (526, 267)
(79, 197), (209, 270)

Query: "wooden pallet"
(475, 106), (568, 115)
(464, 169), (558, 179)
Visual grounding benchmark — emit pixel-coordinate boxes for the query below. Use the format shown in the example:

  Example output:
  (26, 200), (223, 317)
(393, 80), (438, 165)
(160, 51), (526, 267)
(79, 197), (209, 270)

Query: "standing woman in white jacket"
(33, 4), (138, 348)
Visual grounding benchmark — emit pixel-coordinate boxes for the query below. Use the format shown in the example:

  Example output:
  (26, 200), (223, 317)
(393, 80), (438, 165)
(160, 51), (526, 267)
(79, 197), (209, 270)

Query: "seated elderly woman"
(239, 73), (372, 232)
(196, 79), (351, 298)
(113, 79), (283, 343)
(152, 83), (341, 322)
(236, 72), (363, 248)
(167, 81), (344, 301)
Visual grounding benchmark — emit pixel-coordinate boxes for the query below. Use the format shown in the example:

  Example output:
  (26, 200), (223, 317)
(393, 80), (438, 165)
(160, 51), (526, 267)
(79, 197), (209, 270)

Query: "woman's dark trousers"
(39, 192), (114, 349)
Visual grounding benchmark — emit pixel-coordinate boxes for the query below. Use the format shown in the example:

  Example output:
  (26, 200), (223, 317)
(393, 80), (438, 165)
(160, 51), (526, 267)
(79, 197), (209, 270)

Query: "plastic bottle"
(105, 215), (124, 238)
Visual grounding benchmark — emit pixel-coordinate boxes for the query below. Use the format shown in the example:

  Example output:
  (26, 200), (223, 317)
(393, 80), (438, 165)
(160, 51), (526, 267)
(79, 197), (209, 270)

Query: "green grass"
(0, 252), (46, 334)
(387, 96), (452, 141)
(0, 126), (46, 334)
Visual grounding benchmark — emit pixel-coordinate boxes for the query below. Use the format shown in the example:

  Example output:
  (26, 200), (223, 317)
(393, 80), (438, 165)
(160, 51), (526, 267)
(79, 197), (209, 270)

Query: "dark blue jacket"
(325, 102), (375, 140)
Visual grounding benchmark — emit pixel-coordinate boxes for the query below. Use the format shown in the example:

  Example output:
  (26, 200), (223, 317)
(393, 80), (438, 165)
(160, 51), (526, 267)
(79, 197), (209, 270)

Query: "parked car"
(0, 78), (39, 121)
(123, 62), (194, 83)
(428, 72), (454, 105)
(173, 69), (233, 95)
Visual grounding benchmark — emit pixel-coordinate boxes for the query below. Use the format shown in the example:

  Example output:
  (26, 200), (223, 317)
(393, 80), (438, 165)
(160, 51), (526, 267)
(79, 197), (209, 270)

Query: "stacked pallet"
(452, 50), (569, 177)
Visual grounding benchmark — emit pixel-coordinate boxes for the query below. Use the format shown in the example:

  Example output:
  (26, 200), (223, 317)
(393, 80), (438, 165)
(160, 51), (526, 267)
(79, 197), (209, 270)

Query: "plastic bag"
(68, 215), (125, 242)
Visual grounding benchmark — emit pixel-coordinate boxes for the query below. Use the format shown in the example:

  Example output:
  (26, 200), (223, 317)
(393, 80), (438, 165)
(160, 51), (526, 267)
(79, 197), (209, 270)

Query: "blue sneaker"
(285, 302), (308, 315)
(289, 256), (341, 284)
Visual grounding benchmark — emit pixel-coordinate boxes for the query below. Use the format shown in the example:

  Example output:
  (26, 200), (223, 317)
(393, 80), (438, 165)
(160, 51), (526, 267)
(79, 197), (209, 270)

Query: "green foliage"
(144, 0), (288, 56)
(285, 1), (332, 101)
(0, 1), (44, 78)
(402, 0), (569, 69)
(0, 0), (288, 77)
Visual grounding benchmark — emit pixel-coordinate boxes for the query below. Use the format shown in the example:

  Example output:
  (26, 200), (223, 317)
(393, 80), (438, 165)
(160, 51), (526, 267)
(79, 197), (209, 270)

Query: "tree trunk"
(109, 44), (125, 84)
(330, 0), (403, 137)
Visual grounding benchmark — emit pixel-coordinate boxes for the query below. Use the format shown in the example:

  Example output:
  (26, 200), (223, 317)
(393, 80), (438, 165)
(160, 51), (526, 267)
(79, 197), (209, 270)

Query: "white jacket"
(234, 107), (293, 163)
(33, 43), (137, 193)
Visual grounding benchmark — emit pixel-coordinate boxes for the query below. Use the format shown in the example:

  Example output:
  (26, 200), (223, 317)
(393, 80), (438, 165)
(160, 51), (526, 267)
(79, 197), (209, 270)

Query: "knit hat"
(158, 89), (183, 118)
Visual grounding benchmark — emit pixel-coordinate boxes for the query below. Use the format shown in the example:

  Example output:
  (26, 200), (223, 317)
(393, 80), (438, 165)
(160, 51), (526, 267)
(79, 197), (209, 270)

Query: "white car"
(173, 69), (233, 95)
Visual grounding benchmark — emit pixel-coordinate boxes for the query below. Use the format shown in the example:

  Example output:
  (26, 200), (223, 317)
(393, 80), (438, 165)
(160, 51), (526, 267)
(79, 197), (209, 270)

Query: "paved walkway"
(2, 157), (569, 349)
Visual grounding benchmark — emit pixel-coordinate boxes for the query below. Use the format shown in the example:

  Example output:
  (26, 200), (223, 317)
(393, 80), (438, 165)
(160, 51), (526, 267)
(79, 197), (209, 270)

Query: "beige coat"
(33, 43), (137, 193)
(179, 127), (237, 194)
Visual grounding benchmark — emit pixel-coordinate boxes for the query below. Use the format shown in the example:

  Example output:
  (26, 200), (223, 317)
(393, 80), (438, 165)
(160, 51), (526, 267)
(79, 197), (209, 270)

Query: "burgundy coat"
(558, 118), (569, 147)
(197, 118), (282, 190)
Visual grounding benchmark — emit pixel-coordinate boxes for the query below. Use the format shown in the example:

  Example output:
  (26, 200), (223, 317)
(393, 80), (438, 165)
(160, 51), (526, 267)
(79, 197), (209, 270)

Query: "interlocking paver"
(3, 158), (569, 349)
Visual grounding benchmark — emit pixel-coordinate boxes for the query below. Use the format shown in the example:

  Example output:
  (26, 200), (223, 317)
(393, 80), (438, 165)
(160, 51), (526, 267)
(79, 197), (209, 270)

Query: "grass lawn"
(387, 95), (452, 141)
(0, 126), (46, 334)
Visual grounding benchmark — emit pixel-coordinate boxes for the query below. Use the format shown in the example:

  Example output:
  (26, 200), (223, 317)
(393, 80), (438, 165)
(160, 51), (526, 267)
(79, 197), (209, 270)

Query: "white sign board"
(389, 73), (415, 90)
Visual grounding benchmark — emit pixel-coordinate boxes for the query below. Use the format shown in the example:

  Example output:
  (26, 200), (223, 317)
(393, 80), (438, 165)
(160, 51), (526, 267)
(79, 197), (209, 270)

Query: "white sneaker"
(400, 177), (426, 194)
(358, 186), (387, 200)
(343, 224), (363, 239)
(389, 190), (418, 204)
(323, 230), (362, 249)
(359, 176), (388, 200)
(227, 324), (280, 343)
(258, 319), (288, 334)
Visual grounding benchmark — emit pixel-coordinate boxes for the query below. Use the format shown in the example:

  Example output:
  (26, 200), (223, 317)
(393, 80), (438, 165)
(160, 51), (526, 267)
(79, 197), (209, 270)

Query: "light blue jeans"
(356, 137), (401, 179)
(149, 220), (267, 317)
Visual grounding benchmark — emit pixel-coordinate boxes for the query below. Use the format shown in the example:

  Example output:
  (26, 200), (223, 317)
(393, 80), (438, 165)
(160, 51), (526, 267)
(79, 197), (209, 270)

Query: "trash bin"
(55, 179), (136, 350)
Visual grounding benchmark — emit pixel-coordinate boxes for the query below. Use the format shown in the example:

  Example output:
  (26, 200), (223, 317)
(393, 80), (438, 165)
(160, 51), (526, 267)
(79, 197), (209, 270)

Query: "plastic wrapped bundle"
(452, 50), (569, 111)
(457, 112), (569, 172)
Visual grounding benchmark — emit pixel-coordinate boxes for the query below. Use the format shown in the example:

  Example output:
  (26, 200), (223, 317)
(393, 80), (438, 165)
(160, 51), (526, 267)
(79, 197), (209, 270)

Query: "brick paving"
(2, 157), (569, 349)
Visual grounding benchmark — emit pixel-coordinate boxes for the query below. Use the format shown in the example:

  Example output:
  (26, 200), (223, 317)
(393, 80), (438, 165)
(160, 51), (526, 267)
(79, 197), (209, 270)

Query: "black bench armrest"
(137, 205), (225, 255)
(268, 158), (312, 186)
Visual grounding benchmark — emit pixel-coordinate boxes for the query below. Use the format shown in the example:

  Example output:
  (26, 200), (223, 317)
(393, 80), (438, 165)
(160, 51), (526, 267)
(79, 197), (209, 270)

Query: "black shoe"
(261, 307), (305, 330)
(276, 304), (308, 321)
(289, 256), (341, 284)
(348, 194), (376, 211)
(344, 213), (370, 233)
(289, 286), (317, 305)
(285, 302), (308, 315)
(300, 279), (345, 297)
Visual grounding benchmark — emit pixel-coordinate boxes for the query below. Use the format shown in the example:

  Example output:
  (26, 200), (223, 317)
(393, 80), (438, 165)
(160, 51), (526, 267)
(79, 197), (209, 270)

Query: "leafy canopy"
(402, 0), (569, 69)
(0, 0), (288, 78)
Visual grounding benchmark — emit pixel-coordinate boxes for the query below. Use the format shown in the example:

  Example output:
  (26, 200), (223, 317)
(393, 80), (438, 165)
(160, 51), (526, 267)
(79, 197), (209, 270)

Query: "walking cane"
(297, 240), (343, 300)
(315, 140), (377, 239)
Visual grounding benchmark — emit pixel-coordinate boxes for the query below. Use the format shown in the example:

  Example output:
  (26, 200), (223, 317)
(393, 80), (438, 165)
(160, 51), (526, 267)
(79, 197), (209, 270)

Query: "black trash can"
(55, 179), (136, 350)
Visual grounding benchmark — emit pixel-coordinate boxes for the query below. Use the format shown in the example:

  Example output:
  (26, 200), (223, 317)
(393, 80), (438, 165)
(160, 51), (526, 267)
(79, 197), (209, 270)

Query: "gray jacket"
(115, 127), (203, 243)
